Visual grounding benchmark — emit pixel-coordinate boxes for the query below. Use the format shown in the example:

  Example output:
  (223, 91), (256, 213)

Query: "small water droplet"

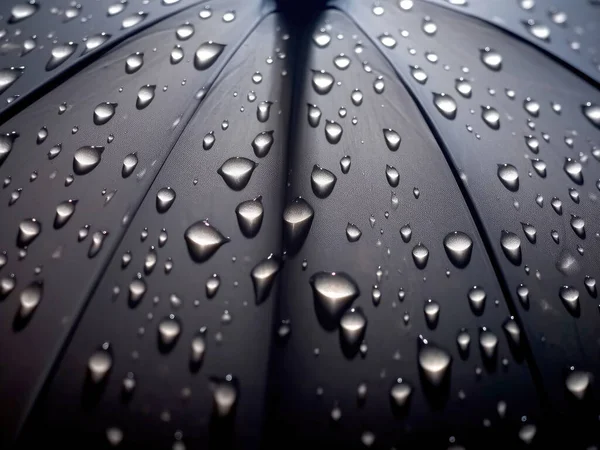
(559, 285), (580, 315)
(176, 22), (194, 40)
(136, 84), (156, 109)
(385, 165), (399, 187)
(523, 19), (550, 41)
(457, 329), (471, 356)
(313, 29), (331, 48)
(497, 164), (519, 191)
(125, 52), (143, 73)
(122, 152), (138, 177)
(0, 131), (18, 166)
(0, 67), (24, 95)
(156, 187), (176, 213)
(251, 254), (281, 304)
(433, 93), (457, 119)
(88, 343), (112, 383)
(190, 330), (206, 364)
(346, 223), (362, 242)
(503, 317), (521, 347)
(46, 42), (77, 71)
(235, 196), (263, 238)
(570, 215), (585, 239)
(89, 230), (108, 258)
(217, 157), (257, 191)
(158, 314), (181, 348)
(443, 231), (473, 268)
(479, 328), (498, 359)
(311, 165), (337, 198)
(424, 299), (440, 328)
(18, 280), (43, 319)
(283, 197), (314, 253)
(565, 369), (591, 400)
(482, 106), (500, 129)
(312, 70), (334, 95)
(351, 89), (363, 105)
(128, 274), (146, 305)
(422, 17), (437, 35)
(500, 230), (521, 265)
(325, 120), (343, 144)
(206, 274), (220, 299)
(83, 33), (111, 55)
(93, 102), (117, 125)
(373, 76), (385, 94)
(410, 65), (428, 84)
(252, 131), (274, 158)
(340, 306), (367, 350)
(340, 155), (351, 174)
(412, 243), (429, 269)
(257, 101), (272, 122)
(121, 11), (147, 29)
(418, 340), (452, 387)
(468, 286), (486, 315)
(333, 53), (351, 70)
(584, 276), (597, 297)
(307, 104), (322, 127)
(581, 102), (600, 129)
(54, 199), (77, 228)
(383, 128), (401, 151)
(194, 41), (226, 70)
(563, 158), (583, 184)
(211, 375), (238, 418)
(17, 218), (41, 248)
(379, 33), (396, 48)
(73, 145), (104, 175)
(480, 47), (502, 71)
(184, 220), (229, 263)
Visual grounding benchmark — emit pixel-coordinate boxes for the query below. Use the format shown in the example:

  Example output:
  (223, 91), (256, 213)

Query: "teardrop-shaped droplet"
(480, 47), (502, 71)
(479, 328), (498, 359)
(581, 102), (600, 129)
(235, 196), (263, 238)
(379, 33), (396, 48)
(194, 41), (226, 70)
(93, 102), (117, 125)
(443, 231), (473, 268)
(0, 67), (24, 95)
(500, 230), (522, 265)
(107, 1), (127, 17)
(456, 329), (471, 356)
(125, 52), (143, 73)
(313, 29), (331, 48)
(200, 131), (215, 151)
(520, 222), (536, 244)
(136, 84), (156, 109)
(88, 343), (113, 383)
(523, 19), (550, 41)
(570, 215), (585, 239)
(46, 42), (77, 71)
(251, 254), (281, 304)
(83, 33), (111, 55)
(373, 76), (385, 94)
(351, 89), (363, 105)
(88, 230), (108, 258)
(340, 155), (351, 174)
(531, 159), (546, 177)
(523, 97), (540, 117)
(418, 341), (452, 387)
(121, 11), (147, 29)
(333, 53), (351, 70)
(410, 65), (428, 84)
(156, 187), (176, 213)
(73, 146), (104, 175)
(283, 197), (314, 252)
(390, 379), (412, 408)
(312, 70), (334, 95)
(190, 330), (206, 364)
(217, 157), (257, 191)
(433, 93), (457, 119)
(385, 165), (399, 187)
(184, 220), (229, 263)
(455, 77), (472, 98)
(424, 299), (440, 328)
(481, 106), (500, 129)
(311, 165), (337, 198)
(0, 131), (18, 166)
(17, 218), (41, 248)
(206, 273), (221, 299)
(9, 2), (39, 23)
(525, 135), (539, 153)
(54, 199), (77, 228)
(170, 45), (184, 64)
(559, 285), (580, 315)
(565, 370), (592, 400)
(412, 243), (429, 269)
(251, 131), (274, 158)
(257, 101), (272, 122)
(176, 22), (194, 40)
(310, 271), (360, 322)
(584, 276), (597, 297)
(307, 104), (321, 128)
(503, 317), (521, 347)
(383, 128), (401, 151)
(563, 158), (583, 184)
(122, 152), (138, 177)
(158, 314), (181, 347)
(18, 280), (43, 319)
(325, 120), (342, 144)
(468, 286), (486, 315)
(211, 375), (238, 418)
(346, 223), (362, 242)
(400, 224), (412, 243)
(497, 164), (519, 191)
(340, 306), (367, 347)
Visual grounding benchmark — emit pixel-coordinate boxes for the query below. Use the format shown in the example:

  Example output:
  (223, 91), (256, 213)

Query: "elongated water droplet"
(257, 101), (272, 122)
(424, 299), (440, 328)
(517, 284), (529, 307)
(500, 230), (521, 265)
(503, 317), (521, 347)
(194, 41), (225, 70)
(94, 102), (117, 125)
(235, 196), (263, 238)
(88, 343), (112, 383)
(351, 89), (363, 105)
(481, 106), (500, 129)
(457, 329), (471, 356)
(559, 285), (579, 315)
(17, 218), (41, 247)
(83, 33), (111, 55)
(121, 11), (147, 29)
(455, 77), (472, 98)
(373, 76), (385, 94)
(73, 146), (104, 175)
(252, 131), (274, 157)
(523, 97), (540, 117)
(325, 120), (342, 144)
(570, 215), (585, 239)
(46, 42), (77, 71)
(390, 378), (412, 408)
(346, 223), (362, 242)
(584, 276), (597, 297)
(340, 155), (351, 174)
(497, 164), (518, 191)
(565, 370), (591, 400)
(307, 104), (321, 127)
(283, 197), (314, 252)
(340, 306), (367, 348)
(0, 67), (23, 95)
(9, 2), (39, 23)
(125, 52), (143, 73)
(54, 199), (77, 228)
(479, 328), (498, 359)
(184, 220), (229, 263)
(136, 85), (155, 109)
(433, 93), (457, 119)
(525, 135), (539, 153)
(211, 375), (238, 418)
(480, 47), (502, 71)
(385, 165), (399, 187)
(468, 286), (486, 314)
(169, 45), (184, 64)
(0, 131), (19, 166)
(412, 243), (429, 269)
(443, 231), (473, 268)
(581, 102), (600, 129)
(128, 274), (146, 306)
(410, 65), (428, 84)
(563, 158), (583, 184)
(190, 330), (206, 364)
(531, 159), (546, 177)
(311, 165), (337, 198)
(383, 129), (401, 151)
(251, 254), (281, 304)
(158, 314), (181, 348)
(89, 230), (108, 258)
(310, 271), (359, 322)
(312, 70), (334, 94)
(18, 280), (43, 319)
(523, 19), (550, 40)
(206, 274), (220, 298)
(122, 152), (137, 177)
(520, 222), (536, 243)
(156, 187), (176, 213)
(400, 224), (412, 243)
(418, 341), (452, 387)
(218, 157), (257, 191)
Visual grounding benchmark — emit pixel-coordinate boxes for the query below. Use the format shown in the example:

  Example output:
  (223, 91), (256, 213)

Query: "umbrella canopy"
(0, 0), (598, 448)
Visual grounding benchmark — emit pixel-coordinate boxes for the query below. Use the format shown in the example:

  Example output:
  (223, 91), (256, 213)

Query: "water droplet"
(503, 317), (521, 347)
(480, 47), (502, 71)
(481, 106), (500, 129)
(312, 70), (334, 95)
(170, 45), (184, 64)
(479, 328), (498, 359)
(443, 231), (473, 268)
(184, 220), (229, 263)
(412, 243), (429, 269)
(340, 306), (367, 350)
(468, 286), (486, 314)
(46, 42), (77, 71)
(18, 280), (43, 319)
(211, 375), (238, 418)
(121, 11), (147, 29)
(251, 254), (281, 304)
(235, 196), (263, 238)
(418, 341), (452, 387)
(9, 2), (39, 23)
(107, 1), (127, 17)
(257, 101), (272, 122)
(310, 271), (359, 322)
(373, 76), (385, 94)
(497, 164), (518, 191)
(584, 276), (597, 297)
(569, 215), (585, 239)
(424, 299), (440, 328)
(88, 343), (113, 383)
(389, 378), (412, 409)
(563, 158), (583, 184)
(531, 159), (546, 177)
(383, 128), (401, 151)
(88, 230), (108, 258)
(73, 146), (104, 175)
(156, 187), (176, 213)
(519, 424), (536, 444)
(340, 155), (351, 174)
(136, 85), (156, 109)
(517, 284), (529, 307)
(125, 52), (143, 73)
(325, 120), (343, 144)
(500, 231), (521, 265)
(307, 104), (322, 128)
(559, 285), (580, 315)
(0, 67), (23, 95)
(158, 314), (181, 348)
(581, 102), (600, 129)
(217, 157), (257, 191)
(523, 19), (550, 41)
(121, 152), (138, 177)
(457, 329), (471, 355)
(93, 102), (117, 125)
(17, 218), (41, 248)
(523, 97), (540, 117)
(346, 223), (362, 242)
(252, 72), (263, 84)
(205, 274), (221, 299)
(385, 165), (399, 187)
(433, 93), (457, 119)
(313, 29), (331, 48)
(455, 77), (472, 98)
(252, 131), (274, 158)
(54, 199), (77, 229)
(128, 275), (146, 305)
(398, 224), (411, 243)
(0, 132), (18, 166)
(194, 41), (226, 70)
(190, 330), (206, 364)
(311, 165), (337, 198)
(379, 33), (396, 48)
(410, 65), (428, 84)
(176, 22), (194, 40)
(422, 17), (437, 35)
(399, 0), (414, 10)
(83, 33), (111, 55)
(568, 188), (579, 204)
(283, 197), (314, 252)
(565, 370), (591, 400)
(524, 135), (539, 154)
(333, 53), (351, 70)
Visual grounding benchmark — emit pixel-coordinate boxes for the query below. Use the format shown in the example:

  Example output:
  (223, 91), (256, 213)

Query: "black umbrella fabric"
(0, 0), (598, 448)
